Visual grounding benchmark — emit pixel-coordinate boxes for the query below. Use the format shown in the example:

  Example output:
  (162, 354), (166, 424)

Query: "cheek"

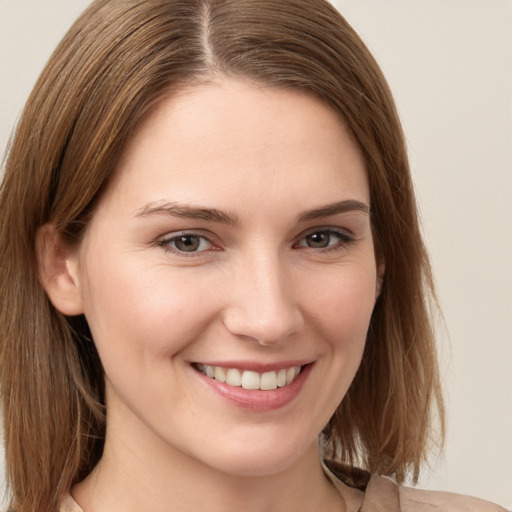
(305, 261), (378, 344)
(79, 254), (218, 363)
(295, 262), (377, 429)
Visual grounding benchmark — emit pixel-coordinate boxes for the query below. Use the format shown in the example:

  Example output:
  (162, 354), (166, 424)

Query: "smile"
(195, 364), (302, 390)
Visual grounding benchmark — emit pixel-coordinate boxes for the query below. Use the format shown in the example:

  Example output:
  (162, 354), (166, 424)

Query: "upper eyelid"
(158, 229), (218, 243)
(296, 225), (355, 239)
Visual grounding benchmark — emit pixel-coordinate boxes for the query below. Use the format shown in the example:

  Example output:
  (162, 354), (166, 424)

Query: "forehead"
(97, 78), (369, 218)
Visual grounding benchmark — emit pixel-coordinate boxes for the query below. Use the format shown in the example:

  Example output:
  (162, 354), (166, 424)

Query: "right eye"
(158, 233), (215, 254)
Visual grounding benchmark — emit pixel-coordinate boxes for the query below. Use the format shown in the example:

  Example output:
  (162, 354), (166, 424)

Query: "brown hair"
(0, 1), (444, 510)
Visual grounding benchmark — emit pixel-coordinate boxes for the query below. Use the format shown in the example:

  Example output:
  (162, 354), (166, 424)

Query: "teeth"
(260, 371), (277, 390)
(286, 367), (297, 385)
(197, 364), (302, 390)
(277, 368), (287, 387)
(214, 367), (226, 382)
(225, 368), (242, 387)
(241, 370), (260, 390)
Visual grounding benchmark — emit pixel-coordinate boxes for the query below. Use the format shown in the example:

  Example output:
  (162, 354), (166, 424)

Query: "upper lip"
(192, 359), (313, 373)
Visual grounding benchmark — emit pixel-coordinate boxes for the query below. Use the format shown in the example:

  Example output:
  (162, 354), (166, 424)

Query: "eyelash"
(156, 228), (355, 256)
(294, 228), (355, 253)
(156, 232), (217, 256)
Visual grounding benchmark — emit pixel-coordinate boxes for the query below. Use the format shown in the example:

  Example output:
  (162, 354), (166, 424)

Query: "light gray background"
(1, 0), (511, 508)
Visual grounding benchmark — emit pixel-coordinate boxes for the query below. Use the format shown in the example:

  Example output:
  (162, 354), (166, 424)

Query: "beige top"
(59, 462), (507, 512)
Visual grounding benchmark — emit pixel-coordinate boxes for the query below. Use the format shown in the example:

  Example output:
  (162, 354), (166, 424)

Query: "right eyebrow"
(134, 201), (240, 226)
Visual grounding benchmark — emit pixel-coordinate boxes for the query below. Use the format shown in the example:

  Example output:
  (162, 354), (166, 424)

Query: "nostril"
(221, 305), (304, 346)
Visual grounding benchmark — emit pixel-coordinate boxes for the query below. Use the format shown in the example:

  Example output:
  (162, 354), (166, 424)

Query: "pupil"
(307, 232), (329, 248)
(176, 235), (200, 252)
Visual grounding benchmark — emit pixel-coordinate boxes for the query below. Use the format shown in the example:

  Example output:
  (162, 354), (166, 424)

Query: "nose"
(221, 252), (304, 346)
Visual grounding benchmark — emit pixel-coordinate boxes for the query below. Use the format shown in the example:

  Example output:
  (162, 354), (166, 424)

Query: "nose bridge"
(223, 247), (303, 345)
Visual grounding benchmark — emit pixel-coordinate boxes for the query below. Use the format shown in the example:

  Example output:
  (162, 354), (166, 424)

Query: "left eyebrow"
(297, 200), (370, 222)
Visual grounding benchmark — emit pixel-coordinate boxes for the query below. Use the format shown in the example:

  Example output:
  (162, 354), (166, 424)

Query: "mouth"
(194, 364), (304, 391)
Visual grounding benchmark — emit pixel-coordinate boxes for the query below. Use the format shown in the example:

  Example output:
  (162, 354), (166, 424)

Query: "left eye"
(161, 234), (214, 253)
(296, 230), (350, 249)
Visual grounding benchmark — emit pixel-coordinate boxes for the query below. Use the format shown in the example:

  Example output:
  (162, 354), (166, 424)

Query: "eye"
(295, 229), (353, 250)
(159, 233), (214, 254)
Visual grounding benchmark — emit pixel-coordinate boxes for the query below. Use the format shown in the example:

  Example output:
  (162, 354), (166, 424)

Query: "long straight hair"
(0, 1), (444, 510)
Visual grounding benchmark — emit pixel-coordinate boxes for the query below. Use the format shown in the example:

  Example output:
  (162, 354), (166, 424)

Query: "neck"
(72, 431), (343, 512)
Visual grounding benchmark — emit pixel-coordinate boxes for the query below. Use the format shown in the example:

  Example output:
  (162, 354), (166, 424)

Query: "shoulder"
(367, 473), (508, 512)
(398, 484), (508, 512)
(323, 460), (507, 512)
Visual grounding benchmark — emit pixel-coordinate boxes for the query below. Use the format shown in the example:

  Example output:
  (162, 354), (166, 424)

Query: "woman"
(0, 1), (506, 511)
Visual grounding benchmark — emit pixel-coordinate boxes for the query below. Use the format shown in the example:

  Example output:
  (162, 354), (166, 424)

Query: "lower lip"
(195, 364), (313, 411)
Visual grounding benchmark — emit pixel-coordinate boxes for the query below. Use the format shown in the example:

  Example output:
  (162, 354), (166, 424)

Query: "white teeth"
(225, 368), (242, 387)
(277, 368), (287, 387)
(198, 364), (302, 390)
(214, 366), (226, 382)
(260, 371), (278, 390)
(241, 370), (260, 390)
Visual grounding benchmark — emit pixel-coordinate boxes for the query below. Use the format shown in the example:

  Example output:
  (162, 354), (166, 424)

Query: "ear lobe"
(36, 224), (84, 316)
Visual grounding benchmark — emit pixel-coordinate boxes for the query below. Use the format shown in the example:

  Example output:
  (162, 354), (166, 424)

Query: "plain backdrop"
(1, 0), (511, 509)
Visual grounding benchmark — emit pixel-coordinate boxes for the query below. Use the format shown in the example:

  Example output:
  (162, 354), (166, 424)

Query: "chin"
(195, 432), (317, 478)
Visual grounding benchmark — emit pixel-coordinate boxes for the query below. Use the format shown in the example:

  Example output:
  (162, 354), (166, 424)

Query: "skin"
(44, 79), (382, 512)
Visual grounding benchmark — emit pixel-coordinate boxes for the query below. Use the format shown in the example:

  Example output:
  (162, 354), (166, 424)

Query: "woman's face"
(70, 79), (381, 476)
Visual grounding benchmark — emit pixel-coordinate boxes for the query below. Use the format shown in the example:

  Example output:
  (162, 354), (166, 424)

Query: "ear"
(36, 224), (84, 316)
(375, 259), (385, 299)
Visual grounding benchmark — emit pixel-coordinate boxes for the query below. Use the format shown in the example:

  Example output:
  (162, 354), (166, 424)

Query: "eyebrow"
(135, 199), (369, 225)
(297, 200), (370, 222)
(135, 201), (240, 226)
